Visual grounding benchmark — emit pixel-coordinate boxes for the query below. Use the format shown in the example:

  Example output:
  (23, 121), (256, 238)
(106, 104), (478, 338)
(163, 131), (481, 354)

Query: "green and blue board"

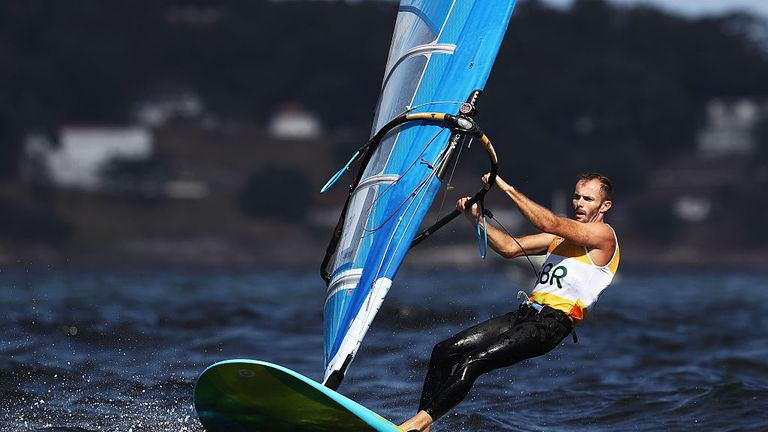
(194, 359), (404, 432)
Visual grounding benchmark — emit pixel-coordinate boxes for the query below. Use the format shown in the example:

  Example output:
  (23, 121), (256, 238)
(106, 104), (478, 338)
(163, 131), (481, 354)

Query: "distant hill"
(2, 0), (768, 266)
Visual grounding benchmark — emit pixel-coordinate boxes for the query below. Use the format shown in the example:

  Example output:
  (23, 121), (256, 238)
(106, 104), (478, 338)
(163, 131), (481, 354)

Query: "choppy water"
(1, 267), (767, 431)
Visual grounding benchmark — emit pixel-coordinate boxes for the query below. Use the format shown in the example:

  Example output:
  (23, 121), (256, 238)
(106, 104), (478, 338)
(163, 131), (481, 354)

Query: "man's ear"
(600, 200), (612, 214)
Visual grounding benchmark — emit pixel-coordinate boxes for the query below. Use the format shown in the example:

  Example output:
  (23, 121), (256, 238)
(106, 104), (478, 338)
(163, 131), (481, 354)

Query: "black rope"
(482, 208), (540, 280)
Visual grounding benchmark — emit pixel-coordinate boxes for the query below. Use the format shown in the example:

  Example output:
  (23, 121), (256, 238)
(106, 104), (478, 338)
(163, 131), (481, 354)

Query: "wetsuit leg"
(418, 309), (530, 411)
(421, 307), (572, 420)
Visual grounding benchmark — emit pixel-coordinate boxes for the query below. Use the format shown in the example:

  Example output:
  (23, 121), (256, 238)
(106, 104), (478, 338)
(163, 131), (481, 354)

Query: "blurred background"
(3, 1), (768, 431)
(1, 0), (767, 269)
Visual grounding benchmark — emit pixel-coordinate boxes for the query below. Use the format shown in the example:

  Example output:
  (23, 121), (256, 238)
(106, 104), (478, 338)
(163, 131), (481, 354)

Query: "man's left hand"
(482, 172), (511, 191)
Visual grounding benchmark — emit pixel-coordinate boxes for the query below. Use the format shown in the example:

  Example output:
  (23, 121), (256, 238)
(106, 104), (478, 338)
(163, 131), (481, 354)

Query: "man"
(399, 173), (620, 432)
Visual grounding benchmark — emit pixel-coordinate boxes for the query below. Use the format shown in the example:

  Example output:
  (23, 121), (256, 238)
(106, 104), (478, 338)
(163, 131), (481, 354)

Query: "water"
(1, 267), (767, 431)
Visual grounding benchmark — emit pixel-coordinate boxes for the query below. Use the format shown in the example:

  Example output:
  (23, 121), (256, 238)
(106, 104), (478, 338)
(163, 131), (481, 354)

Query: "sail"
(322, 0), (516, 388)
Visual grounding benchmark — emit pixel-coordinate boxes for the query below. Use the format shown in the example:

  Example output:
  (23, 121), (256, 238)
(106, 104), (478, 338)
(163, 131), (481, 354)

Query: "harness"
(517, 291), (578, 343)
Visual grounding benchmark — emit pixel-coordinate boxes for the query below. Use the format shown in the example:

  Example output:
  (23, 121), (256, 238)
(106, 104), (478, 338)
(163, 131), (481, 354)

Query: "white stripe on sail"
(323, 277), (392, 386)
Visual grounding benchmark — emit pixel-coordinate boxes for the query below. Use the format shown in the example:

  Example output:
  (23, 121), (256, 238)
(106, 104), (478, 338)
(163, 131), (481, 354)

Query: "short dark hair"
(578, 172), (613, 200)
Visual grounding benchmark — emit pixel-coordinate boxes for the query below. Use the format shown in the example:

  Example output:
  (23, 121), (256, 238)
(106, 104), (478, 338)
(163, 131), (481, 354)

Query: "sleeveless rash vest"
(530, 226), (619, 323)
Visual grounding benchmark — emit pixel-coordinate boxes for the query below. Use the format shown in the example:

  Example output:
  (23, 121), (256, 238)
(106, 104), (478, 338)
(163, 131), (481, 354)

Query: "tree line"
(2, 0), (767, 200)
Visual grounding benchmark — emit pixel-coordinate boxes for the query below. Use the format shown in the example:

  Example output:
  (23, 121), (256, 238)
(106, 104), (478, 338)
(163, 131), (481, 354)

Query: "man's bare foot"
(398, 410), (433, 432)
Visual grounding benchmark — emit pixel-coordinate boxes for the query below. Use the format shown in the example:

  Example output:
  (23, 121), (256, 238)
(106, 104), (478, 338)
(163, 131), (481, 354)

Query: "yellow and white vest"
(530, 226), (619, 323)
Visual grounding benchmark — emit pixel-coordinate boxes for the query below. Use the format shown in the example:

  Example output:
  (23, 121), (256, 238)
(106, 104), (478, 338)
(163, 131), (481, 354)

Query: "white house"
(28, 126), (153, 191)
(697, 98), (765, 156)
(268, 104), (322, 140)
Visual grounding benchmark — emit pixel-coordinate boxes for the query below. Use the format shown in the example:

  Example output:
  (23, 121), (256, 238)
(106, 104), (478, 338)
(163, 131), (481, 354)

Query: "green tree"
(754, 114), (768, 167)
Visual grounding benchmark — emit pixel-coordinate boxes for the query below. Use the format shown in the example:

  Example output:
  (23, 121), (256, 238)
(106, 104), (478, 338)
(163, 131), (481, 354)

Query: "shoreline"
(2, 241), (766, 273)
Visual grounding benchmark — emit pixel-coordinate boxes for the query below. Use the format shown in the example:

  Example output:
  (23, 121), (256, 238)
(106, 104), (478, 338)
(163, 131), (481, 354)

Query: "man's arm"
(483, 174), (615, 251)
(457, 197), (555, 259)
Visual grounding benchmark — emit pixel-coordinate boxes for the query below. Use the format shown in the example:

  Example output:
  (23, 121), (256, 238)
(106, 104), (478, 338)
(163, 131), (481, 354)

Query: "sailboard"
(194, 360), (402, 432)
(320, 0), (516, 389)
(194, 1), (517, 430)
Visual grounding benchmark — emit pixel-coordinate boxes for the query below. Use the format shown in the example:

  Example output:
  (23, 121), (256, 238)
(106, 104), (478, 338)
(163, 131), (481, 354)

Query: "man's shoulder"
(582, 221), (617, 250)
(587, 221), (616, 233)
(594, 222), (618, 249)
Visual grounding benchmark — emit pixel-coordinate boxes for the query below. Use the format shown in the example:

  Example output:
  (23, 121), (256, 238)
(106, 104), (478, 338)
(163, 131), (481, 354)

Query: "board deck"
(194, 359), (404, 432)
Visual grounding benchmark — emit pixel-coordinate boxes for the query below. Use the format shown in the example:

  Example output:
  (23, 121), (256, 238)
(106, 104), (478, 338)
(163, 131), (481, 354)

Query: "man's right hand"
(456, 197), (479, 222)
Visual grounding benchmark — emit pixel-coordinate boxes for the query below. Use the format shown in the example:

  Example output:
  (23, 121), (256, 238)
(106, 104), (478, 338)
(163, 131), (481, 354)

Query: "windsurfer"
(399, 172), (620, 432)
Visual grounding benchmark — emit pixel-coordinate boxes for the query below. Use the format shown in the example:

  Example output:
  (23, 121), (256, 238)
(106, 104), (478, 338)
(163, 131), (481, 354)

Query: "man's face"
(572, 179), (610, 223)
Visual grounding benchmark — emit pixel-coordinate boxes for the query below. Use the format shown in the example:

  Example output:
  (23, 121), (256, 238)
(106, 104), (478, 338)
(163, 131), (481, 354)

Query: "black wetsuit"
(417, 303), (574, 420)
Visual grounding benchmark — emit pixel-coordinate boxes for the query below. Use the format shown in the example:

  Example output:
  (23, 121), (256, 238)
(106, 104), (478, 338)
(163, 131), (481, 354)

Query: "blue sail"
(322, 0), (516, 387)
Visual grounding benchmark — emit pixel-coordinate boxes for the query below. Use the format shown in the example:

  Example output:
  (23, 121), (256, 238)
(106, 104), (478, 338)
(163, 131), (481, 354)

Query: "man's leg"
(418, 311), (524, 412)
(420, 309), (573, 423)
(401, 310), (529, 431)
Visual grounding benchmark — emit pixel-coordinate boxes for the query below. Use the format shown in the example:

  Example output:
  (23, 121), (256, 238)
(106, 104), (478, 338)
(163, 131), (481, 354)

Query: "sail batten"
(322, 0), (517, 388)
